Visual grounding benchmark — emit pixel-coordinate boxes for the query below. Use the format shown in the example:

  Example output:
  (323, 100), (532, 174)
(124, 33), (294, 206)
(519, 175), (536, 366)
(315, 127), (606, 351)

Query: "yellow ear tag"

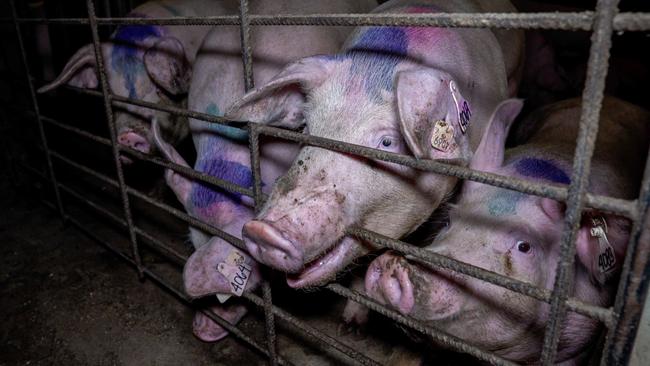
(430, 119), (455, 152)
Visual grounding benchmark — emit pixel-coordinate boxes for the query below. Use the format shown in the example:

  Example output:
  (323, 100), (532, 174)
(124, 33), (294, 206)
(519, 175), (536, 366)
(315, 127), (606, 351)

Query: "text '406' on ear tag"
(590, 216), (616, 283)
(449, 81), (471, 134)
(215, 248), (253, 303)
(430, 119), (455, 153)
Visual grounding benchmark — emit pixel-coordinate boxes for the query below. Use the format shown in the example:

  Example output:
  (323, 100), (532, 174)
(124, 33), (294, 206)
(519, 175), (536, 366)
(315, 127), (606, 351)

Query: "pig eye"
(381, 137), (393, 147)
(516, 241), (531, 253)
(377, 134), (401, 152)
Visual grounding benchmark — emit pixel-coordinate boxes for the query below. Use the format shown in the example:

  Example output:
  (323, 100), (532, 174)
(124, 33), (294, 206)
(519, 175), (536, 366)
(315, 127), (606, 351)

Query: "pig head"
(364, 103), (632, 363)
(227, 47), (522, 288)
(38, 24), (192, 163)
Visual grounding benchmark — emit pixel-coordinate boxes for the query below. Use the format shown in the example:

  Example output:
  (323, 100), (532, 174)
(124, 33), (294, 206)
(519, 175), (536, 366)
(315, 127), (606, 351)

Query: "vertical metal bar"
(539, 0), (619, 364)
(85, 0), (144, 278)
(9, 0), (66, 220)
(601, 144), (650, 366)
(238, 2), (276, 363)
(239, 0), (254, 91)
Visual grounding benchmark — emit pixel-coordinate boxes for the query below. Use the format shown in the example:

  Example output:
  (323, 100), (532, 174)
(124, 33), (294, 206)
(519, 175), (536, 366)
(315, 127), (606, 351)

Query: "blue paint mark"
(341, 27), (408, 101)
(191, 158), (254, 208)
(515, 158), (570, 185)
(204, 103), (249, 141)
(487, 189), (525, 217)
(111, 21), (162, 98)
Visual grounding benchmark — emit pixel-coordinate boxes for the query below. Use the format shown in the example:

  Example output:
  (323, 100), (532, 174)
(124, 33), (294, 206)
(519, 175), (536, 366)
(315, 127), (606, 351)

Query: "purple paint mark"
(111, 16), (162, 98)
(343, 27), (408, 101)
(191, 158), (254, 208)
(515, 158), (570, 184)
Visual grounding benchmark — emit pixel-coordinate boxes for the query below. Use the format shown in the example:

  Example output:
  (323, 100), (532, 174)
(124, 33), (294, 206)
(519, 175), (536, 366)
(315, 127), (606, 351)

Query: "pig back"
(513, 96), (650, 199)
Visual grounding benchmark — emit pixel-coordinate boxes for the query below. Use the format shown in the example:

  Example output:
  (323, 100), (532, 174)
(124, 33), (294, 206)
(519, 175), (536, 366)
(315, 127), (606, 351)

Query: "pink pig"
(365, 97), (650, 363)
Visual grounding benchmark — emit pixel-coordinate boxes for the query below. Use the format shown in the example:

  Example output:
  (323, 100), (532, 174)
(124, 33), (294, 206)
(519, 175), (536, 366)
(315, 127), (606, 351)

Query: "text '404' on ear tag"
(430, 119), (455, 152)
(215, 248), (253, 303)
(449, 81), (471, 134)
(590, 216), (616, 282)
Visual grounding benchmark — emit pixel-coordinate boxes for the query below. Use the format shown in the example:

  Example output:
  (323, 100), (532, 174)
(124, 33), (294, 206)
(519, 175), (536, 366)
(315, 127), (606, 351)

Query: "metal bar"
(1, 12), (648, 31)
(539, 0), (619, 364)
(347, 227), (613, 325)
(47, 148), (244, 250)
(243, 292), (380, 366)
(261, 280), (278, 366)
(254, 125), (637, 219)
(27, 161), (371, 366)
(9, 0), (66, 220)
(36, 83), (638, 218)
(36, 112), (254, 199)
(602, 143), (650, 365)
(85, 0), (144, 277)
(55, 211), (292, 366)
(326, 283), (516, 366)
(239, 0), (254, 92)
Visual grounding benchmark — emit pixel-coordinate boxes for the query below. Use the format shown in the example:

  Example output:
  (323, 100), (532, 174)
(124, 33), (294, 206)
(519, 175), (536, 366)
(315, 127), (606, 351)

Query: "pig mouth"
(286, 236), (358, 288)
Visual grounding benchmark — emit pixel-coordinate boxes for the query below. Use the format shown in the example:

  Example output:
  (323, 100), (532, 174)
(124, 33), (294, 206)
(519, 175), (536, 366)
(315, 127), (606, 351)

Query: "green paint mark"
(205, 103), (249, 141)
(487, 189), (525, 217)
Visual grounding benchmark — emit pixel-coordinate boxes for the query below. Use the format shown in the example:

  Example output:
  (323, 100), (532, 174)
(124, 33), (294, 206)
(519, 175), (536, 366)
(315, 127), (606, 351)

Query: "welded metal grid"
(5, 0), (650, 364)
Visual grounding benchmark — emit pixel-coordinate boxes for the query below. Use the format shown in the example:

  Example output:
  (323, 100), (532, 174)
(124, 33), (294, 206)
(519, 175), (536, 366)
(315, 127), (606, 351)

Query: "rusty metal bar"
(38, 82), (638, 218)
(26, 160), (376, 366)
(601, 143), (650, 365)
(85, 0), (144, 277)
(47, 147), (244, 250)
(37, 112), (253, 198)
(253, 125), (637, 219)
(239, 0), (255, 92)
(54, 210), (292, 366)
(347, 227), (613, 325)
(9, 0), (66, 220)
(1, 11), (649, 31)
(326, 283), (517, 366)
(540, 0), (619, 364)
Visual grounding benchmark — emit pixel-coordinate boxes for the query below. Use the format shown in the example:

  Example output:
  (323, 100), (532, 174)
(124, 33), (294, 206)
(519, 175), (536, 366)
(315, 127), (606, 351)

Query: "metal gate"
(2, 0), (650, 364)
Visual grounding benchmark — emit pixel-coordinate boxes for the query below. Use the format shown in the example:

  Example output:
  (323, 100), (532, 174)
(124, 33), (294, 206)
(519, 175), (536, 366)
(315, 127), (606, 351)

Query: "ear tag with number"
(449, 81), (471, 134)
(215, 248), (253, 303)
(589, 216), (616, 283)
(430, 120), (456, 153)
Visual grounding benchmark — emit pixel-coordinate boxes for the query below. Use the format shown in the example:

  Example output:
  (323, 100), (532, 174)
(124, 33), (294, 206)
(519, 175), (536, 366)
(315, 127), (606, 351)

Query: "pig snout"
(118, 130), (151, 164)
(242, 220), (304, 272)
(365, 252), (415, 315)
(242, 187), (346, 273)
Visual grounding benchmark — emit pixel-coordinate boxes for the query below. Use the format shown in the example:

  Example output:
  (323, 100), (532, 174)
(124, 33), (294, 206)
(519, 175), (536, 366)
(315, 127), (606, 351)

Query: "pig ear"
(144, 37), (191, 95)
(37, 44), (98, 93)
(225, 56), (334, 129)
(152, 117), (192, 206)
(469, 98), (524, 172)
(396, 68), (471, 161)
(540, 197), (628, 286)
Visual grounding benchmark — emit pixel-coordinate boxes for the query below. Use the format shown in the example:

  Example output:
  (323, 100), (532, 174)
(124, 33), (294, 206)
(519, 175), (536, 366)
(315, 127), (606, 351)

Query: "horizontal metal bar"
(2, 12), (649, 31)
(325, 283), (516, 366)
(35, 111), (254, 199)
(346, 227), (614, 325)
(255, 125), (637, 219)
(56, 211), (292, 365)
(46, 147), (245, 250)
(27, 163), (378, 366)
(32, 124), (619, 324)
(244, 292), (381, 366)
(39, 84), (638, 218)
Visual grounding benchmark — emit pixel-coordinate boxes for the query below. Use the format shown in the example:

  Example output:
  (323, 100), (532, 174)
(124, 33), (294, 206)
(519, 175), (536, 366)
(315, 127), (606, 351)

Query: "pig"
(153, 0), (378, 342)
(37, 0), (222, 163)
(364, 97), (650, 363)
(227, 0), (524, 289)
